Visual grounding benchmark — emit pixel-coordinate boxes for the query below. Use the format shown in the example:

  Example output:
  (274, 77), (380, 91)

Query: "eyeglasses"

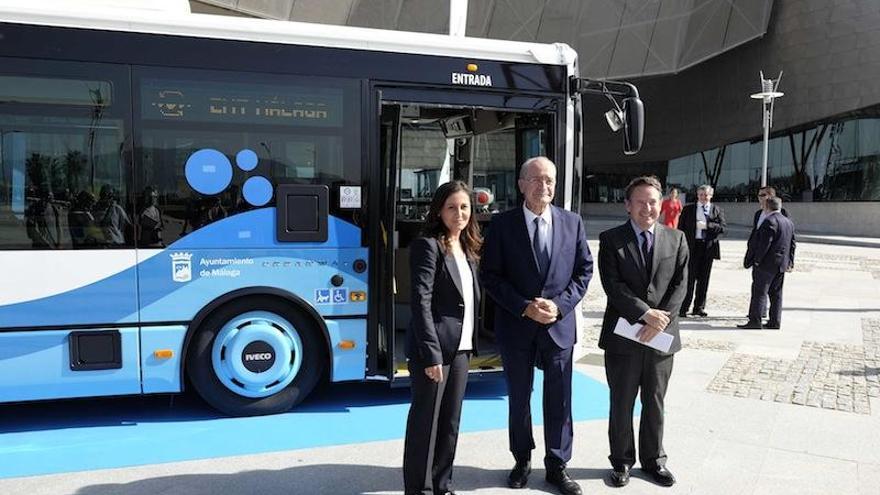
(757, 193), (769, 198)
(525, 176), (556, 186)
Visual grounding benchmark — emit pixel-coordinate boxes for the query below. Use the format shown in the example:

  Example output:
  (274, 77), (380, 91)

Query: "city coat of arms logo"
(170, 252), (193, 282)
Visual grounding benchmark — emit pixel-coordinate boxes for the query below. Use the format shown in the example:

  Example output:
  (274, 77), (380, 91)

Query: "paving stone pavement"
(707, 318), (880, 415)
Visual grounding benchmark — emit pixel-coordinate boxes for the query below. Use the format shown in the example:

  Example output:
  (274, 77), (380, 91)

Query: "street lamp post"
(750, 71), (784, 187)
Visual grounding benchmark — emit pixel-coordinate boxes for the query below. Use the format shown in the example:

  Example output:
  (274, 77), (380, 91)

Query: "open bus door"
(374, 90), (558, 384)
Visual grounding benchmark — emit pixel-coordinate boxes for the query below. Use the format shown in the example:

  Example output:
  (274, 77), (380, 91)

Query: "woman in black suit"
(403, 180), (482, 495)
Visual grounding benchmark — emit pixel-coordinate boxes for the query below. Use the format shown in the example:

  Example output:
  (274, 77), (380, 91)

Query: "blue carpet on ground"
(0, 371), (608, 478)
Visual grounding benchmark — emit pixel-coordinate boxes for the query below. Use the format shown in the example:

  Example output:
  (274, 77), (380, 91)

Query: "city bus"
(0, 0), (643, 416)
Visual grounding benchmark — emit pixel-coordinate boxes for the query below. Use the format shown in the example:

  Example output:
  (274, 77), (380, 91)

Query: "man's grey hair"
(697, 184), (714, 195)
(519, 156), (556, 179)
(767, 196), (782, 211)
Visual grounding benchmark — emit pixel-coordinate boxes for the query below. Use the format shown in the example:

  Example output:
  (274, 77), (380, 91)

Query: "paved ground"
(2, 221), (879, 495)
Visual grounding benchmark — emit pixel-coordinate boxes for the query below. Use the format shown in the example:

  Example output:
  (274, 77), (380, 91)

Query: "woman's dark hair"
(422, 180), (483, 261)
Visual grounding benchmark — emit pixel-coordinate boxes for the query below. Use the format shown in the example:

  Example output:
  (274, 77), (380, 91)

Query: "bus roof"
(0, 0), (576, 67)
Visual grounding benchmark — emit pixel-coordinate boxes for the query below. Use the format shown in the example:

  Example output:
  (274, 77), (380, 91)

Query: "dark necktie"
(533, 217), (550, 278)
(641, 230), (653, 276)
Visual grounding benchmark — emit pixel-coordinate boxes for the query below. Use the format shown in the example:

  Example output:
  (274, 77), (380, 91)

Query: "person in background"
(138, 186), (165, 248)
(403, 180), (482, 495)
(659, 187), (682, 229)
(750, 186), (791, 319)
(95, 184), (131, 246)
(677, 185), (726, 318)
(739, 196), (796, 329)
(752, 186), (790, 229)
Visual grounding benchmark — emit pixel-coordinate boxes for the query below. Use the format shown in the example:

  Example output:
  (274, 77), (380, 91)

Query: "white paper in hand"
(613, 317), (674, 352)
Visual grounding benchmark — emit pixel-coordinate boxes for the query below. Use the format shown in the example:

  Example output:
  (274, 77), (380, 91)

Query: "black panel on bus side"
(276, 184), (328, 243)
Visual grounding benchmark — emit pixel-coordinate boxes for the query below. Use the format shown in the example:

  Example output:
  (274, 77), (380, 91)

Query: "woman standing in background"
(660, 187), (683, 229)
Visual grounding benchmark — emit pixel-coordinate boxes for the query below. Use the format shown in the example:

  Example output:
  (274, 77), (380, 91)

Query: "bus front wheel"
(186, 297), (326, 416)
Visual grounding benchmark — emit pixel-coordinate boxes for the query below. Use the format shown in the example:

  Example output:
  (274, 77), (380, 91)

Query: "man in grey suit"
(598, 176), (689, 488)
(738, 196), (796, 329)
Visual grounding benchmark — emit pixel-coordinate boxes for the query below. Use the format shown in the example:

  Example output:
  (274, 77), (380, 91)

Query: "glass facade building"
(586, 105), (880, 205)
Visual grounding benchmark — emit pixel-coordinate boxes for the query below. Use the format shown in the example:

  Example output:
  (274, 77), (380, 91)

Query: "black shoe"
(736, 321), (763, 329)
(643, 466), (676, 487)
(609, 465), (631, 487)
(546, 468), (582, 495)
(678, 312), (688, 318)
(508, 460), (531, 489)
(691, 309), (708, 317)
(765, 321), (780, 329)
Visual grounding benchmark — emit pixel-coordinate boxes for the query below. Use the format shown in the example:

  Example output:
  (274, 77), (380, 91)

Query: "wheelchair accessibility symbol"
(332, 288), (348, 304)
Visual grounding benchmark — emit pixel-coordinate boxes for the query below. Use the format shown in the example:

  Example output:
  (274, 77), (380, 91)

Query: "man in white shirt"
(677, 185), (726, 317)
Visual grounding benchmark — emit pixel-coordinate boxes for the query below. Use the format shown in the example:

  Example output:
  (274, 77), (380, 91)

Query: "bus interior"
(383, 102), (554, 379)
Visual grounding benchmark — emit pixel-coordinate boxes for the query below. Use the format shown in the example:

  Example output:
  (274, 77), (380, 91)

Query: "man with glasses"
(678, 185), (726, 318)
(753, 186), (790, 230)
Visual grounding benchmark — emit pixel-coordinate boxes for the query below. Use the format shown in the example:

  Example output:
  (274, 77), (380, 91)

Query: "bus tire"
(186, 296), (326, 416)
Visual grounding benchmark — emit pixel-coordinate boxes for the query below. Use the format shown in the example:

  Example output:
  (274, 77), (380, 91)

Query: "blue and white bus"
(0, 0), (642, 416)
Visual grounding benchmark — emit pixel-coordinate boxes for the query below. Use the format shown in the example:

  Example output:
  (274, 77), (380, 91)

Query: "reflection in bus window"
(135, 68), (361, 245)
(0, 59), (131, 250)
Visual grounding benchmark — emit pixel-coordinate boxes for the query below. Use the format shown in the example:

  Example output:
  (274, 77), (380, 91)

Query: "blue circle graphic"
(236, 149), (258, 171)
(243, 176), (273, 206)
(185, 149), (233, 195)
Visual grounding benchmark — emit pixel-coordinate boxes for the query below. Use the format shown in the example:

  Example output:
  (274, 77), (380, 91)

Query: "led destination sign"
(141, 79), (343, 127)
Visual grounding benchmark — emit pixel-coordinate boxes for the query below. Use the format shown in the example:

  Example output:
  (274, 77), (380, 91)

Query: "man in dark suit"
(481, 157), (593, 495)
(677, 184), (726, 317)
(738, 197), (796, 329)
(598, 175), (689, 488)
(750, 186), (790, 319)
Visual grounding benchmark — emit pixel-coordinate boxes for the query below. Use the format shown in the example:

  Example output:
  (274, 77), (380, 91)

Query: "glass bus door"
(375, 91), (558, 381)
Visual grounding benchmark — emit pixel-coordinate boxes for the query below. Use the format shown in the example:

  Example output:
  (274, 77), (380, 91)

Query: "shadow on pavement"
(73, 464), (611, 495)
(0, 376), (510, 435)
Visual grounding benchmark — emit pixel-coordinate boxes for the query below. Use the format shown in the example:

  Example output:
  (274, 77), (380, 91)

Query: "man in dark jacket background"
(739, 196), (796, 329)
(677, 185), (726, 317)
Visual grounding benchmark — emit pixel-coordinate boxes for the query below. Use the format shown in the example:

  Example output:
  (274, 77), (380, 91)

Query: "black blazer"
(744, 213), (796, 273)
(406, 236), (481, 366)
(678, 203), (726, 260)
(598, 222), (689, 355)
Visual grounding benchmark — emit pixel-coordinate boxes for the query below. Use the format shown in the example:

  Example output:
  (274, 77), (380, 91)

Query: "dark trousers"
(499, 329), (573, 470)
(604, 349), (674, 470)
(748, 268), (785, 325)
(682, 240), (714, 313)
(403, 351), (470, 495)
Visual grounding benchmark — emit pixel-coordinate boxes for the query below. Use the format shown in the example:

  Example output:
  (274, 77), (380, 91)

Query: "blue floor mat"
(0, 371), (609, 478)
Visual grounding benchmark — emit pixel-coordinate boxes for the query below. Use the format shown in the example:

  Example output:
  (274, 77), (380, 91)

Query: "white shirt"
(696, 202), (711, 240)
(453, 251), (474, 351)
(756, 211), (769, 229)
(523, 204), (553, 266)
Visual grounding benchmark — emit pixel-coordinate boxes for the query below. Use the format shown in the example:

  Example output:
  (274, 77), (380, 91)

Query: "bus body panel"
(136, 209), (369, 323)
(0, 251), (139, 328)
(325, 319), (367, 382)
(0, 328), (141, 402)
(140, 324), (185, 394)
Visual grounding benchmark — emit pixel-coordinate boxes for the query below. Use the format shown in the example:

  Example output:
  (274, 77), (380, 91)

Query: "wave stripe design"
(0, 209), (366, 328)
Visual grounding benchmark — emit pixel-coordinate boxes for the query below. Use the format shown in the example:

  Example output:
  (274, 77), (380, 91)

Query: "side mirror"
(622, 96), (644, 155)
